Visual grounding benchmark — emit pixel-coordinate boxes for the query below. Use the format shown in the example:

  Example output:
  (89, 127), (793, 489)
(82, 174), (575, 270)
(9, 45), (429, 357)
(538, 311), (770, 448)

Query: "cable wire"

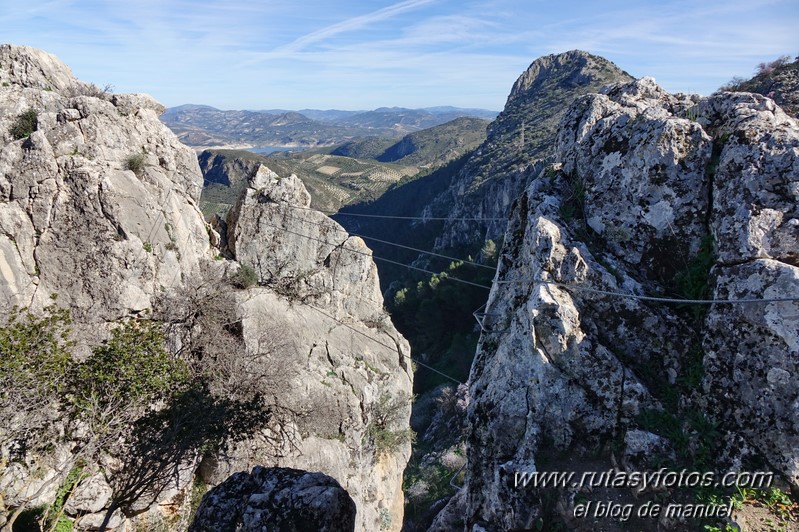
(284, 203), (506, 222)
(351, 233), (497, 271)
(304, 302), (464, 385)
(527, 280), (799, 305)
(257, 218), (493, 290)
(262, 209), (799, 305)
(278, 208), (499, 272)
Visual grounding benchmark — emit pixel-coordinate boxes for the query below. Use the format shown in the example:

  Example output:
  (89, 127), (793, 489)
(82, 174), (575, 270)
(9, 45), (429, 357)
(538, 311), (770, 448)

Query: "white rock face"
(227, 168), (385, 323)
(0, 45), (412, 532)
(450, 78), (799, 529)
(557, 78), (712, 270)
(63, 474), (113, 516)
(209, 165), (413, 531)
(0, 44), (209, 349)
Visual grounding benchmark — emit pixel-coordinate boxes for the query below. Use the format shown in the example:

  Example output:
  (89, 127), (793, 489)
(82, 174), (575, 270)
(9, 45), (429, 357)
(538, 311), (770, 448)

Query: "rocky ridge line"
(432, 76), (799, 530)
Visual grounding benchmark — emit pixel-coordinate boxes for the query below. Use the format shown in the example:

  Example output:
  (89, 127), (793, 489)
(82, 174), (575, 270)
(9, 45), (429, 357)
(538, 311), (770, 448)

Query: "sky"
(1, 0), (797, 111)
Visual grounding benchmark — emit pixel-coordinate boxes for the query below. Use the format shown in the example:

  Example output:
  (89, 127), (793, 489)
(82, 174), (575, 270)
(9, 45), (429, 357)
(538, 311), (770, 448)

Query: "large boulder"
(190, 467), (356, 532)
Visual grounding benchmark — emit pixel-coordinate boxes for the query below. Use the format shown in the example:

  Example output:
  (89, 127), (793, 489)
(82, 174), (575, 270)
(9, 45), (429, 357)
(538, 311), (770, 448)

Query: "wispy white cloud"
(1, 0), (797, 109)
(274, 0), (437, 54)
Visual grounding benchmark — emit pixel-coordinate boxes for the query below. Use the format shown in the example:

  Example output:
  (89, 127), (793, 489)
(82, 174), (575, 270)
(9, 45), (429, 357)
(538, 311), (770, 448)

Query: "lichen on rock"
(449, 76), (799, 529)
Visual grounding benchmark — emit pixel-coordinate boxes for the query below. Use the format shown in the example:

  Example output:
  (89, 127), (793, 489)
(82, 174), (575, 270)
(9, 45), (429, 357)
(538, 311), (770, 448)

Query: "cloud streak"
(1, 0), (797, 109)
(275, 0), (437, 54)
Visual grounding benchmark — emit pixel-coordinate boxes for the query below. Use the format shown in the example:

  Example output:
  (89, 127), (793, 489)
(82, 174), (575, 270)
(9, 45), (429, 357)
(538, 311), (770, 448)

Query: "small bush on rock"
(368, 393), (414, 457)
(231, 264), (259, 289)
(125, 153), (146, 175)
(9, 108), (38, 139)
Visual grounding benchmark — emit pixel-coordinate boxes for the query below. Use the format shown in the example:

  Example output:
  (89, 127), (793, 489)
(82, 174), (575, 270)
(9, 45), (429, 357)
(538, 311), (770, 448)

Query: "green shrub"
(0, 306), (73, 438)
(231, 264), (258, 289)
(368, 393), (414, 457)
(9, 108), (38, 139)
(125, 153), (146, 176)
(43, 463), (84, 531)
(70, 320), (189, 411)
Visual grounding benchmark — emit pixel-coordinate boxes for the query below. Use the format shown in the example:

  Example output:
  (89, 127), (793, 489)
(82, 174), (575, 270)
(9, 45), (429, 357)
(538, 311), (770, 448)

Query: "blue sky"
(2, 0), (797, 111)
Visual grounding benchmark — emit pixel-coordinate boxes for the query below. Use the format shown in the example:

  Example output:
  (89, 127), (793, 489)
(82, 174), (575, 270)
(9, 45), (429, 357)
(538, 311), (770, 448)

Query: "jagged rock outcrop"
(696, 91), (799, 488)
(0, 44), (209, 339)
(190, 467), (356, 532)
(556, 78), (712, 280)
(443, 77), (799, 529)
(198, 148), (262, 189)
(0, 44), (412, 532)
(226, 165), (385, 322)
(203, 164), (412, 531)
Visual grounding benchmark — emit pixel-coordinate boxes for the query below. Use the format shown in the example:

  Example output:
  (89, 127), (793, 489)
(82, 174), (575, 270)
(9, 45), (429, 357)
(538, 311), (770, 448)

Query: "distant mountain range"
(260, 106), (498, 122)
(160, 105), (498, 149)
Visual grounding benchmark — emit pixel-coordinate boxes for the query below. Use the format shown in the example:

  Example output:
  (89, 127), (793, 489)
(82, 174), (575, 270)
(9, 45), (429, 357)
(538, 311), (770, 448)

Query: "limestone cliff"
(437, 78), (799, 530)
(0, 44), (208, 337)
(200, 167), (413, 531)
(0, 44), (411, 532)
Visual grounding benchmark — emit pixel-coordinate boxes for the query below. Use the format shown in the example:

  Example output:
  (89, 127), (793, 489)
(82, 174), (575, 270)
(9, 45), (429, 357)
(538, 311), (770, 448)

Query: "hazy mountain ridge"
(160, 104), (498, 150)
(262, 106), (498, 122)
(196, 116), (490, 217)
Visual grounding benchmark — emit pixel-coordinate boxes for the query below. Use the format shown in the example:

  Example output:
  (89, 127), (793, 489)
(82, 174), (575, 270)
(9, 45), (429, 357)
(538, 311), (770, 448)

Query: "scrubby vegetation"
(0, 290), (290, 530)
(717, 54), (799, 117)
(124, 153), (146, 175)
(367, 393), (415, 457)
(388, 251), (496, 394)
(9, 108), (38, 140)
(231, 264), (259, 289)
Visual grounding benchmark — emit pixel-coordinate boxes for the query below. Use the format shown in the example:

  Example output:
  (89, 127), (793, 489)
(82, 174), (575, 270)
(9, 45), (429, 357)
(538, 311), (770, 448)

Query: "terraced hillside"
(332, 116), (489, 167)
(198, 116), (490, 217)
(199, 149), (417, 217)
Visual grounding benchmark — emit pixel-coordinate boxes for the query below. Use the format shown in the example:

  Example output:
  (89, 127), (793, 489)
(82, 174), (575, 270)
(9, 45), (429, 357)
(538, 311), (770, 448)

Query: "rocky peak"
(225, 164), (385, 324)
(430, 51), (633, 251)
(248, 164), (311, 206)
(0, 44), (77, 91)
(506, 50), (627, 106)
